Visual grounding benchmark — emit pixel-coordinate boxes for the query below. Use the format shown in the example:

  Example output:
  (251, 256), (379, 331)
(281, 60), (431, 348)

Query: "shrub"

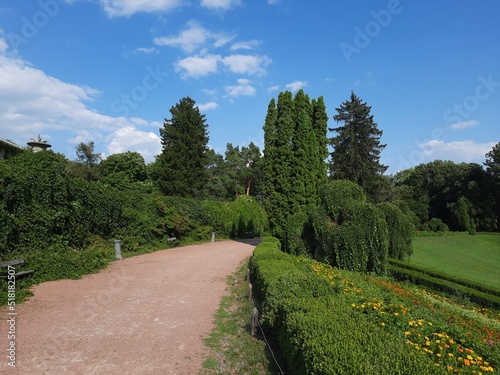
(378, 202), (415, 260)
(428, 217), (449, 232)
(250, 238), (448, 375)
(320, 179), (366, 223)
(231, 195), (268, 237)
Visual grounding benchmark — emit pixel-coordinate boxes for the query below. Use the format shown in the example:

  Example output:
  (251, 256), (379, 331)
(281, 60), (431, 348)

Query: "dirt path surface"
(0, 239), (258, 375)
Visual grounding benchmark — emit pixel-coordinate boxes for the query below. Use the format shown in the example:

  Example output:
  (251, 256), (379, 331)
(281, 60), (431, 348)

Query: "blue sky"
(0, 0), (499, 174)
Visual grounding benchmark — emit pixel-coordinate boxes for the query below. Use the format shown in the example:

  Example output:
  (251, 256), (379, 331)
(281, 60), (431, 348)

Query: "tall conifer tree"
(263, 90), (329, 236)
(157, 96), (209, 197)
(311, 96), (329, 195)
(292, 90), (317, 208)
(329, 92), (387, 200)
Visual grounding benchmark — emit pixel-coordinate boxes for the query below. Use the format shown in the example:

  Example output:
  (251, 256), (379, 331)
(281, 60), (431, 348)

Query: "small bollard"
(248, 283), (253, 302)
(211, 232), (215, 242)
(247, 268), (250, 282)
(114, 239), (123, 260)
(251, 307), (259, 336)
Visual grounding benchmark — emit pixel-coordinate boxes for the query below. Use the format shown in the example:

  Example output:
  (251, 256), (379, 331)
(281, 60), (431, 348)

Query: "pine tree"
(157, 96), (209, 197)
(329, 92), (387, 200)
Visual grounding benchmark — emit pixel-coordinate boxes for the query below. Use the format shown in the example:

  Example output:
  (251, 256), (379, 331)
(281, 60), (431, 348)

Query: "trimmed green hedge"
(388, 258), (500, 297)
(250, 238), (446, 375)
(388, 263), (500, 308)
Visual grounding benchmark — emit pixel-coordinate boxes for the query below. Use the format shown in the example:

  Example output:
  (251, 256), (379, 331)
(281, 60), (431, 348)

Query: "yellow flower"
(448, 353), (454, 357)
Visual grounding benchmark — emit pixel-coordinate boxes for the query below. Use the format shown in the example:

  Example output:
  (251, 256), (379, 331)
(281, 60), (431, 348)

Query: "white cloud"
(230, 40), (261, 51)
(107, 126), (161, 162)
(0, 54), (161, 163)
(450, 120), (479, 129)
(133, 47), (156, 54)
(221, 54), (271, 76)
(99, 0), (184, 17)
(0, 38), (8, 54)
(203, 88), (217, 95)
(175, 54), (220, 78)
(285, 80), (307, 92)
(225, 78), (256, 97)
(197, 101), (219, 111)
(418, 139), (496, 163)
(154, 20), (234, 53)
(267, 85), (280, 93)
(200, 0), (241, 11)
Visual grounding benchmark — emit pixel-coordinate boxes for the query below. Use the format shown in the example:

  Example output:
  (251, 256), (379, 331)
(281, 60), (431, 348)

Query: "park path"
(0, 239), (258, 374)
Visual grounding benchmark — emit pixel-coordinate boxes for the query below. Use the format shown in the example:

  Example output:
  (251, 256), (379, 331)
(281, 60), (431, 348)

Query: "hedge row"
(388, 264), (500, 309)
(388, 258), (500, 297)
(250, 238), (445, 375)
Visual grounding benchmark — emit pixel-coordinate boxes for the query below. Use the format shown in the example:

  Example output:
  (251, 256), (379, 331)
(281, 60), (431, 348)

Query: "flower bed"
(251, 237), (500, 374)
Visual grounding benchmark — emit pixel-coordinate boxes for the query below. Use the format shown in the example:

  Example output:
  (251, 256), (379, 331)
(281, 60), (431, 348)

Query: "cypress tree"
(329, 92), (387, 200)
(263, 90), (330, 237)
(157, 96), (209, 197)
(292, 90), (317, 208)
(271, 91), (295, 236)
(311, 96), (329, 197)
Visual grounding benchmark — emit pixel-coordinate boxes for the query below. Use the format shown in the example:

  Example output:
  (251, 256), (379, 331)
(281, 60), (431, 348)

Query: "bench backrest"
(0, 258), (24, 268)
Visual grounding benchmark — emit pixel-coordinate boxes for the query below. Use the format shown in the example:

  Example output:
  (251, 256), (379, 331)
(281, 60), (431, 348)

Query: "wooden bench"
(0, 258), (35, 280)
(167, 237), (179, 247)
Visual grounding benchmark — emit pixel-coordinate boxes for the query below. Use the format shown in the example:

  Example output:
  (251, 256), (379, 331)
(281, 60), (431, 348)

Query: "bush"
(282, 210), (309, 256)
(388, 264), (500, 308)
(320, 180), (366, 223)
(231, 195), (268, 237)
(250, 238), (447, 375)
(378, 202), (415, 260)
(428, 217), (449, 232)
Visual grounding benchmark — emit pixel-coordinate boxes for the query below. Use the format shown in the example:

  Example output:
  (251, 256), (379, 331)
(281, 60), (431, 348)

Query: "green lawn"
(410, 233), (500, 289)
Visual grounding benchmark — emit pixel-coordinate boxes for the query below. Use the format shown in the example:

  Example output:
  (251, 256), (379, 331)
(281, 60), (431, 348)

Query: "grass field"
(411, 233), (500, 290)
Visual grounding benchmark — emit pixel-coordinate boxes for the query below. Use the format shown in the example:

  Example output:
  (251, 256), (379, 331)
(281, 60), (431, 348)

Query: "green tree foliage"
(311, 96), (329, 197)
(205, 149), (227, 199)
(484, 141), (500, 179)
(66, 141), (102, 181)
(263, 90), (329, 237)
(320, 179), (366, 222)
(484, 142), (500, 230)
(100, 151), (149, 190)
(0, 151), (121, 252)
(329, 92), (387, 201)
(205, 142), (264, 200)
(394, 160), (496, 231)
(223, 143), (246, 198)
(377, 202), (415, 259)
(307, 180), (391, 275)
(263, 92), (294, 237)
(240, 142), (264, 199)
(156, 96), (209, 198)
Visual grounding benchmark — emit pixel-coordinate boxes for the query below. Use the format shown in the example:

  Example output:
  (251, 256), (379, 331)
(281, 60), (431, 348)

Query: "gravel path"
(0, 239), (258, 374)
